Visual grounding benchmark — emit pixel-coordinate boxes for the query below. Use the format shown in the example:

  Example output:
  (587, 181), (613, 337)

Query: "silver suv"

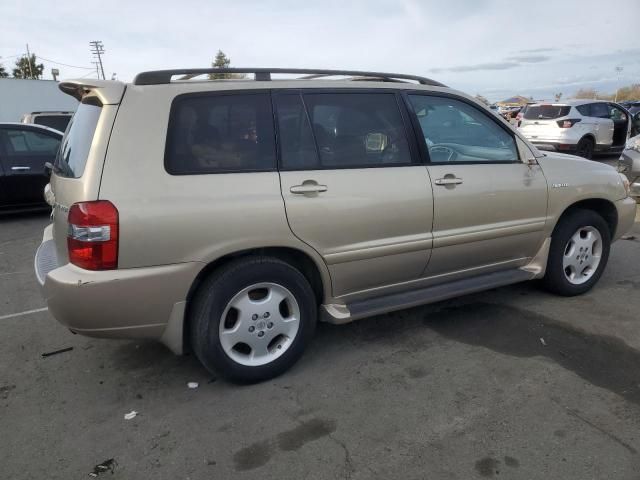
(34, 68), (637, 382)
(518, 100), (632, 158)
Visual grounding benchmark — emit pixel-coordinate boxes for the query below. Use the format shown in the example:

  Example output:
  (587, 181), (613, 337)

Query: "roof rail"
(133, 68), (447, 87)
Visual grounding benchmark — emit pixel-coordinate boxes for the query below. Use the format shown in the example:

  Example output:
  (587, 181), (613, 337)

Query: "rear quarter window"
(165, 92), (276, 174)
(54, 103), (102, 178)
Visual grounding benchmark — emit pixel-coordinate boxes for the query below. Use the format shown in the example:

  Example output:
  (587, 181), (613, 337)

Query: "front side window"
(408, 95), (518, 163)
(608, 105), (627, 121)
(277, 92), (412, 169)
(3, 129), (60, 155)
(165, 93), (276, 174)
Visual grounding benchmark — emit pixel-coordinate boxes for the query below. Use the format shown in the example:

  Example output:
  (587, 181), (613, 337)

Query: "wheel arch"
(554, 198), (618, 238)
(182, 246), (329, 352)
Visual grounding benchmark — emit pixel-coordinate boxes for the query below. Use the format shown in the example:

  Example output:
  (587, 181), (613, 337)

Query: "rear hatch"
(519, 104), (572, 136)
(49, 80), (125, 264)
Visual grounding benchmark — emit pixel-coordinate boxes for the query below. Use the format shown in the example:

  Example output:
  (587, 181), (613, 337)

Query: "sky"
(1, 0), (639, 102)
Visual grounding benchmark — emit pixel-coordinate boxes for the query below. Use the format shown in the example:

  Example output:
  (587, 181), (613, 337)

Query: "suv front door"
(406, 93), (548, 281)
(276, 91), (434, 298)
(0, 126), (60, 207)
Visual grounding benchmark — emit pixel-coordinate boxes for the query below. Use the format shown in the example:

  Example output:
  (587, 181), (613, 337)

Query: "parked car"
(21, 111), (74, 133)
(0, 123), (61, 212)
(619, 101), (640, 110)
(34, 68), (636, 382)
(627, 106), (640, 137)
(618, 134), (640, 198)
(518, 100), (632, 158)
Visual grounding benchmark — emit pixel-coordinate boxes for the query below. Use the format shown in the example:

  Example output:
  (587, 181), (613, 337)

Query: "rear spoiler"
(58, 79), (125, 105)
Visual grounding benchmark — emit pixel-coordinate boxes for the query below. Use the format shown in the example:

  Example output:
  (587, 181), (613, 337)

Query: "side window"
(3, 129), (60, 155)
(299, 93), (412, 168)
(576, 104), (590, 116)
(609, 105), (627, 121)
(165, 93), (276, 174)
(590, 103), (610, 119)
(407, 95), (518, 163)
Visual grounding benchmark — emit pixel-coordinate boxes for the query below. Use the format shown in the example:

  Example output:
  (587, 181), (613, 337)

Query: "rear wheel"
(190, 257), (317, 383)
(542, 209), (611, 296)
(576, 137), (595, 159)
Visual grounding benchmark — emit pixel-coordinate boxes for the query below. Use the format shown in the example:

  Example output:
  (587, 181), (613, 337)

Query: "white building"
(0, 78), (78, 122)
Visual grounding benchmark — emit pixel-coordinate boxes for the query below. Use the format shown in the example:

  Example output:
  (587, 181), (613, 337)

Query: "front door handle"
(11, 166), (31, 171)
(290, 181), (328, 195)
(434, 176), (463, 186)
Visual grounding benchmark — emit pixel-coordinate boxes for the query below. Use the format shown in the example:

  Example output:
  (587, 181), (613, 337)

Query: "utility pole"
(89, 41), (106, 80)
(25, 43), (34, 78)
(614, 66), (623, 103)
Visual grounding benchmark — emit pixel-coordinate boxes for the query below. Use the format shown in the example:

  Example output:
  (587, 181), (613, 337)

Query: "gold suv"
(35, 68), (637, 382)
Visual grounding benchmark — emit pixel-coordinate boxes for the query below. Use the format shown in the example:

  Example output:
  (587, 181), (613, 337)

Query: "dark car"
(0, 123), (62, 212)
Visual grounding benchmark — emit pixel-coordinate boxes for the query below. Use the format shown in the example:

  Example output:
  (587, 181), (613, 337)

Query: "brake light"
(557, 119), (581, 128)
(67, 201), (118, 270)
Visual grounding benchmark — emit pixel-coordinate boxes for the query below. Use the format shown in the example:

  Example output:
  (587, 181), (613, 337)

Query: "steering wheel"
(429, 144), (457, 162)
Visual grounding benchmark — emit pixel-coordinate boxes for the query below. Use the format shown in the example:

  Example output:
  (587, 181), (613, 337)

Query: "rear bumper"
(35, 228), (201, 352)
(614, 197), (637, 240)
(528, 142), (578, 153)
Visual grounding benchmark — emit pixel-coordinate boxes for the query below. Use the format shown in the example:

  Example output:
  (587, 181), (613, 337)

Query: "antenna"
(89, 40), (106, 80)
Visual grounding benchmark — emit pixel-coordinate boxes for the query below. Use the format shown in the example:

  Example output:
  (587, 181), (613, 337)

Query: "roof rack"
(133, 68), (446, 87)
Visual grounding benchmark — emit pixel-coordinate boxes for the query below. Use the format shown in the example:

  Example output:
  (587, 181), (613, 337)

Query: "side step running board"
(343, 269), (535, 322)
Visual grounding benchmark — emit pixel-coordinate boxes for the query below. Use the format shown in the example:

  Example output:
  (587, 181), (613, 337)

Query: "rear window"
(523, 105), (571, 120)
(165, 92), (276, 174)
(54, 104), (101, 178)
(34, 115), (72, 133)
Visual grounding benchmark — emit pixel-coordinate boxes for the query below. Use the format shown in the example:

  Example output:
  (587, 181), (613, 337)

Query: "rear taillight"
(67, 200), (119, 270)
(557, 119), (581, 128)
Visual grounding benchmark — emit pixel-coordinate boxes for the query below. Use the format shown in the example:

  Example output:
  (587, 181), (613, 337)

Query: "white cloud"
(1, 0), (638, 101)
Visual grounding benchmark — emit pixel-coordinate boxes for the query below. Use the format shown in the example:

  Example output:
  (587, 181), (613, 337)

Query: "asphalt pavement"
(1, 159), (639, 479)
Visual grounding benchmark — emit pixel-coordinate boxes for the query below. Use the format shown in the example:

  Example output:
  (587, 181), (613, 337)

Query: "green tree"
(474, 94), (489, 105)
(12, 54), (44, 79)
(0, 63), (8, 78)
(209, 50), (245, 80)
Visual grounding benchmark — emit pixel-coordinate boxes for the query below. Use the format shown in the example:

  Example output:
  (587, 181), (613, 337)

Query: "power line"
(35, 55), (94, 70)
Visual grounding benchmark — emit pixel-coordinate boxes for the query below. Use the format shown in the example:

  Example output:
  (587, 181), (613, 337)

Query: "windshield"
(523, 105), (571, 120)
(54, 103), (101, 178)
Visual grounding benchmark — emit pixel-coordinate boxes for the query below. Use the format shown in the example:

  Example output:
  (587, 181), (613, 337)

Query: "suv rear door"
(406, 93), (547, 280)
(50, 81), (124, 264)
(587, 102), (614, 146)
(276, 90), (434, 298)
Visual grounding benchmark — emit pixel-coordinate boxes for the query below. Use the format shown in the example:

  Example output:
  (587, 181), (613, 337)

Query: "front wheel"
(190, 257), (317, 383)
(542, 209), (611, 296)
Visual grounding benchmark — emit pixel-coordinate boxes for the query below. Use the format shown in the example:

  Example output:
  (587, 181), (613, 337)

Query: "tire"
(189, 256), (317, 383)
(575, 137), (595, 159)
(542, 209), (611, 296)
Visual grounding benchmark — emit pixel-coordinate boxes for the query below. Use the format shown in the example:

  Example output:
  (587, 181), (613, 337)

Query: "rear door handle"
(434, 176), (463, 186)
(290, 182), (328, 195)
(11, 166), (31, 171)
